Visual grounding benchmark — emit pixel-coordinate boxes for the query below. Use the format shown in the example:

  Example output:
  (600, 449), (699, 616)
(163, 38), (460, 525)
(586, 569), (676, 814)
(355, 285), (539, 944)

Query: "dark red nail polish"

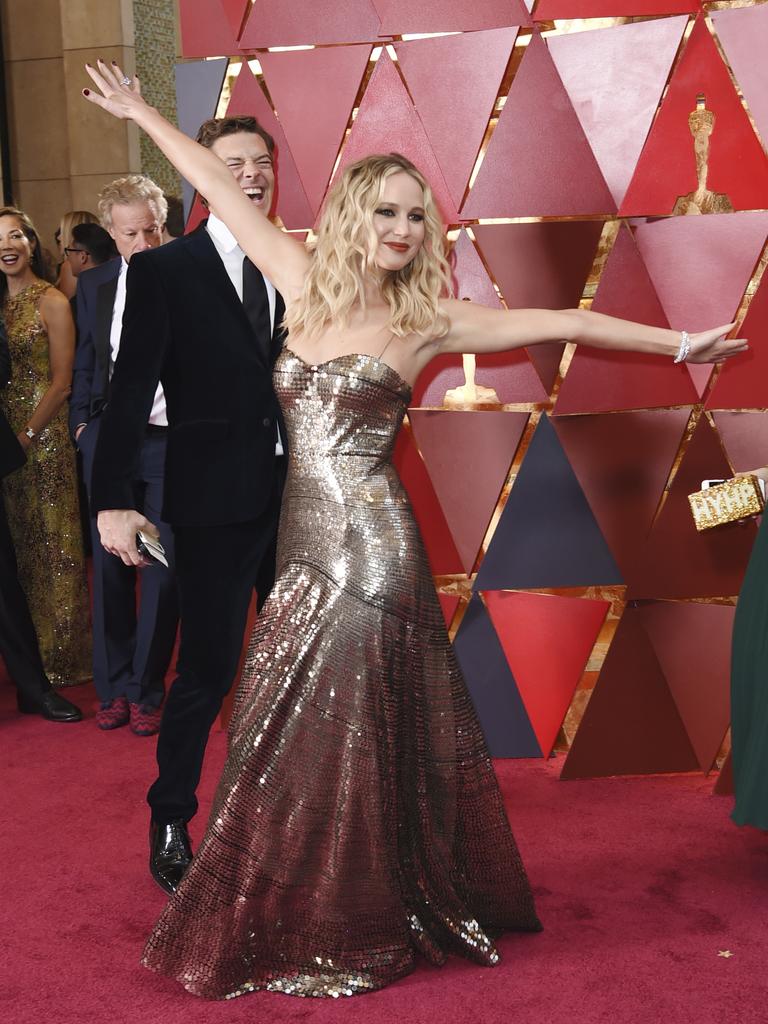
(83, 89), (90, 95)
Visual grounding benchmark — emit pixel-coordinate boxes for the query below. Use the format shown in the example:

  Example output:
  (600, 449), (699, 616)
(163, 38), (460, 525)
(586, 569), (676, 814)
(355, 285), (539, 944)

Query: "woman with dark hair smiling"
(0, 206), (91, 688)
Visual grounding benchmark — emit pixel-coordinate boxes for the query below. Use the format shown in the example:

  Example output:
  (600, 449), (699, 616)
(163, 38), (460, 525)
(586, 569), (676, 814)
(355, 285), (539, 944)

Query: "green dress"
(731, 510), (768, 829)
(0, 280), (91, 686)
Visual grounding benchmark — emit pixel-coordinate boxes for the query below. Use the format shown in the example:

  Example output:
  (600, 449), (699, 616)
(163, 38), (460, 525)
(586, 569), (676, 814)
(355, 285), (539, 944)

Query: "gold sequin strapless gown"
(1, 281), (91, 685)
(142, 351), (540, 999)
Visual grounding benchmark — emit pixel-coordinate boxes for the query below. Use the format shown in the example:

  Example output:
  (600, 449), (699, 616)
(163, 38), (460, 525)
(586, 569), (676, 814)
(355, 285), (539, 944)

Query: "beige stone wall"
(1, 0), (179, 254)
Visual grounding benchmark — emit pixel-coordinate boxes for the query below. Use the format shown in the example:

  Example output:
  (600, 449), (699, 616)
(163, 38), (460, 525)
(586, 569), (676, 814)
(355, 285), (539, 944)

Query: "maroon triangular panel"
(714, 749), (733, 796)
(409, 411), (528, 574)
(240, 0), (382, 47)
(392, 424), (462, 575)
(394, 29), (517, 210)
(621, 18), (768, 216)
(561, 608), (700, 781)
(555, 225), (698, 414)
(373, 0), (529, 33)
(639, 601), (734, 773)
(463, 34), (615, 219)
(706, 271), (768, 410)
(713, 5), (768, 154)
(474, 221), (604, 392)
(225, 65), (313, 230)
(484, 591), (610, 759)
(179, 0), (246, 57)
(634, 212), (768, 397)
(547, 17), (688, 208)
(535, 1), (698, 18)
(627, 415), (758, 600)
(711, 412), (768, 474)
(414, 231), (546, 407)
(336, 51), (459, 224)
(259, 46), (371, 217)
(553, 409), (690, 586)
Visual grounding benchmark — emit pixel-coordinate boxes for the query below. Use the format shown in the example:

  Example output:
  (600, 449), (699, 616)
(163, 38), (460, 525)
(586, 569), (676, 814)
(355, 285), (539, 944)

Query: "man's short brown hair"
(195, 116), (275, 156)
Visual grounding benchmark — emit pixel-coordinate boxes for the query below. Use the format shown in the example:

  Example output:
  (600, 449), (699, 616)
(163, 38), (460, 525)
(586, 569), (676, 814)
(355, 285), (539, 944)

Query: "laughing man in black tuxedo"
(90, 116), (286, 894)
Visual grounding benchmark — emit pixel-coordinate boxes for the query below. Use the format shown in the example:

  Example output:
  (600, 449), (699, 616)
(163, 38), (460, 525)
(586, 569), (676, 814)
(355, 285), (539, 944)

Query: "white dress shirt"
(109, 257), (168, 426)
(206, 213), (283, 455)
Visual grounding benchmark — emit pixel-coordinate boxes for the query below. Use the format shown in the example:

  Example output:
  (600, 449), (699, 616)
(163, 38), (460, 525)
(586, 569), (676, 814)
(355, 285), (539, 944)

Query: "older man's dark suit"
(90, 222), (285, 825)
(0, 322), (49, 699)
(71, 259), (178, 710)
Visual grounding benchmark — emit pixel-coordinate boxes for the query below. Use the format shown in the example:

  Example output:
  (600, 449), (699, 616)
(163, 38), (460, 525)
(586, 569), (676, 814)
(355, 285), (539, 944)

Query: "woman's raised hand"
(687, 323), (748, 364)
(83, 59), (149, 121)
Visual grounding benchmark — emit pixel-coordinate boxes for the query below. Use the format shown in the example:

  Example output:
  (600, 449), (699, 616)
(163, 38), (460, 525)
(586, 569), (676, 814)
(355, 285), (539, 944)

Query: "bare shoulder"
(38, 283), (69, 309)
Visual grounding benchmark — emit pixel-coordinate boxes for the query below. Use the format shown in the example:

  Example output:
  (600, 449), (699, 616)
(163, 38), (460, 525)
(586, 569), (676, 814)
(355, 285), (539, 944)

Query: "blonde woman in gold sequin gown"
(0, 208), (91, 687)
(85, 64), (748, 1000)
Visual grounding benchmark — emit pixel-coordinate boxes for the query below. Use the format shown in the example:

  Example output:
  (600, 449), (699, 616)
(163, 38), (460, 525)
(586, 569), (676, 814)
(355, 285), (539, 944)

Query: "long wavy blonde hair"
(284, 153), (452, 340)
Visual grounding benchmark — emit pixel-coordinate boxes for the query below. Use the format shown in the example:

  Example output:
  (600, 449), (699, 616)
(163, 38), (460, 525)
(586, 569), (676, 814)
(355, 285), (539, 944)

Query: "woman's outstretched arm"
(438, 298), (748, 365)
(84, 60), (310, 298)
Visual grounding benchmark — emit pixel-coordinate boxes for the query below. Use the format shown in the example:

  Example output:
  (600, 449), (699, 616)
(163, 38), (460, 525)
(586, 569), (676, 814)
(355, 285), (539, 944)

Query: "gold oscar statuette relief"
(443, 353), (500, 408)
(673, 94), (733, 216)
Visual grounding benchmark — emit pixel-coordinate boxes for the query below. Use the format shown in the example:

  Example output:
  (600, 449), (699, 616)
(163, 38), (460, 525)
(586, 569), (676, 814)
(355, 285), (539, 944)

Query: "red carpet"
(2, 680), (766, 1024)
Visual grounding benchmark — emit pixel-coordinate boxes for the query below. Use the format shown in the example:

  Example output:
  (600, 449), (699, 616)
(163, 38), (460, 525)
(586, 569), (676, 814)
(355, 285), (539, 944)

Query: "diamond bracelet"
(673, 330), (691, 364)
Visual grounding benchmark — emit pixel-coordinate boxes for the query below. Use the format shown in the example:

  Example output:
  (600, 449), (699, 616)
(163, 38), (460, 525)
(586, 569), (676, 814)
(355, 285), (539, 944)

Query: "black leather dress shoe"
(150, 820), (193, 895)
(17, 689), (83, 722)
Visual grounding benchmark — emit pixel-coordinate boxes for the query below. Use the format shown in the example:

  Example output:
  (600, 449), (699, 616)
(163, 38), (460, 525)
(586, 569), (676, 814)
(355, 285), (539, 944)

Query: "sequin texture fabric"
(142, 351), (541, 999)
(1, 281), (91, 685)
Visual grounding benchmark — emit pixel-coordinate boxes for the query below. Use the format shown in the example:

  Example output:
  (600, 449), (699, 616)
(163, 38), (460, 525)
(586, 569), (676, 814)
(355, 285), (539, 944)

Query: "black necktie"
(242, 256), (271, 361)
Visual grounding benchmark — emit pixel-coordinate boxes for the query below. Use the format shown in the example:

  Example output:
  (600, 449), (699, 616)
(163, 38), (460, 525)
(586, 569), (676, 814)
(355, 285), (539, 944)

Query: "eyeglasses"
(64, 247), (89, 257)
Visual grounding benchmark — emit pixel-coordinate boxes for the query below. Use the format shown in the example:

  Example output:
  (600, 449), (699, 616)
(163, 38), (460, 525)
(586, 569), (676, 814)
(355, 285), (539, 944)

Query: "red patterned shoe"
(129, 702), (162, 737)
(96, 695), (130, 730)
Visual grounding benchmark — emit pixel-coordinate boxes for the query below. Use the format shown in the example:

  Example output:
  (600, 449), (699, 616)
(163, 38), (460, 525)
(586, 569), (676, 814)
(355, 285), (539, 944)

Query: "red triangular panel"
(392, 424), (462, 575)
(547, 18), (688, 207)
(221, 0), (250, 37)
(259, 46), (371, 217)
(474, 221), (603, 392)
(711, 412), (768, 474)
(556, 225), (698, 413)
(484, 590), (610, 758)
(179, 0), (244, 57)
(225, 65), (314, 230)
(713, 5), (768, 154)
(394, 29), (517, 210)
(627, 415), (758, 600)
(409, 411), (528, 574)
(438, 593), (460, 629)
(463, 34), (615, 219)
(535, 1), (698, 18)
(373, 0), (529, 33)
(620, 18), (768, 216)
(561, 608), (700, 780)
(634, 212), (768, 397)
(452, 229), (503, 310)
(706, 273), (768, 410)
(240, 0), (382, 48)
(553, 409), (691, 586)
(185, 194), (208, 234)
(639, 601), (734, 773)
(336, 52), (459, 224)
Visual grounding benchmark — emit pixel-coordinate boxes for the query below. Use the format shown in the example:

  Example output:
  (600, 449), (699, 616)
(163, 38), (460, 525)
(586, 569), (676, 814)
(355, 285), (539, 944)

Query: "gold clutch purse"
(688, 475), (765, 531)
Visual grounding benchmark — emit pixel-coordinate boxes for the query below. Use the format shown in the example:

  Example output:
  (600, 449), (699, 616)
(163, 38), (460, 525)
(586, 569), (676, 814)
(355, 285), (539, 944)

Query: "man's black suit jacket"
(90, 222), (285, 527)
(69, 258), (121, 436)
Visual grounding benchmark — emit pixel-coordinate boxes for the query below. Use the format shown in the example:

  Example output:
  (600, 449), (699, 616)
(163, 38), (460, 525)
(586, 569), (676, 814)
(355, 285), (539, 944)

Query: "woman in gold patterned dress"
(86, 64), (747, 1001)
(0, 207), (91, 686)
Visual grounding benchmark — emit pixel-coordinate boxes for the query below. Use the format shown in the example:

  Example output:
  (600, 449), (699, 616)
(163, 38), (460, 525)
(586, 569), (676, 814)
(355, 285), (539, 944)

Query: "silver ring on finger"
(120, 76), (132, 86)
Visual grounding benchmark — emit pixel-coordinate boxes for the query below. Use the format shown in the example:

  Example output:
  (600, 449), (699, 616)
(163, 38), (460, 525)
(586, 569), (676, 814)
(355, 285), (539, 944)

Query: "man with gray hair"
(70, 174), (178, 736)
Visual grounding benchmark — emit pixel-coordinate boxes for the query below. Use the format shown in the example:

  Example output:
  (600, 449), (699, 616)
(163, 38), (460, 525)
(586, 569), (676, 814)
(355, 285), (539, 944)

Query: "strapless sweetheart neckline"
(280, 347), (413, 396)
